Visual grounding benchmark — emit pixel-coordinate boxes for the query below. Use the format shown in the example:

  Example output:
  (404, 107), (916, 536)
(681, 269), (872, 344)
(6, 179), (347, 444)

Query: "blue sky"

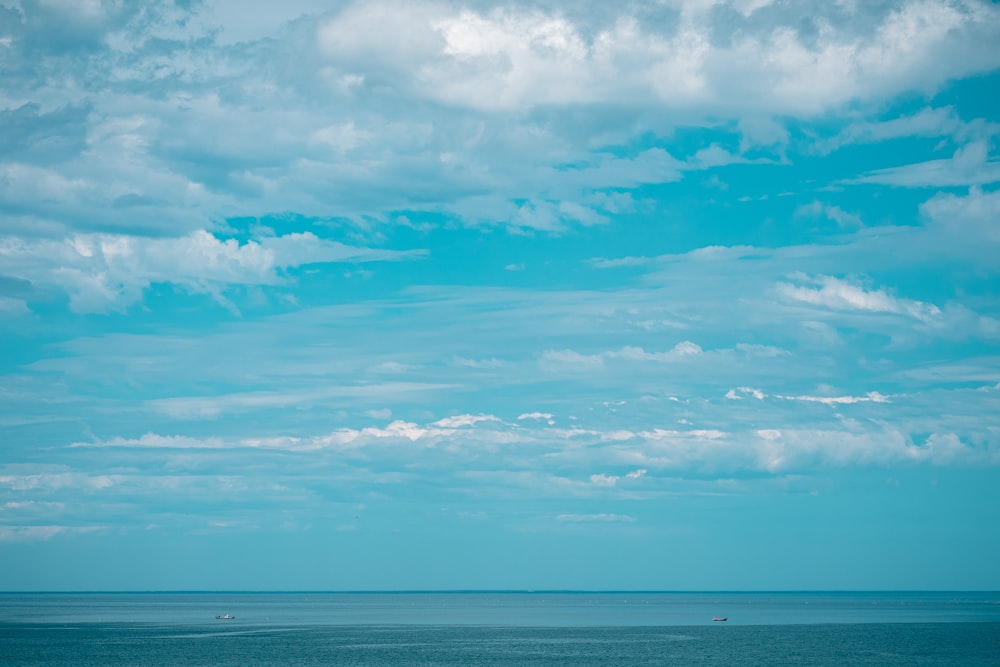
(1, 0), (999, 591)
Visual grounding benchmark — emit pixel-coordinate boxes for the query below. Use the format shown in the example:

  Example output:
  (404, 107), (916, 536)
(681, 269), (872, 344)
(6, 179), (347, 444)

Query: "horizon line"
(4, 589), (998, 595)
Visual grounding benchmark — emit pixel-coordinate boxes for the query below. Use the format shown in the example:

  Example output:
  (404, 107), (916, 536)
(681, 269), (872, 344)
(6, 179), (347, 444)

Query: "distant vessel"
(712, 616), (727, 622)
(215, 614), (235, 620)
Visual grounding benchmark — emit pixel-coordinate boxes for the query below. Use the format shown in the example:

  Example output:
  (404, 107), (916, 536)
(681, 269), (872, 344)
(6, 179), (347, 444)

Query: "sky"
(1, 0), (999, 592)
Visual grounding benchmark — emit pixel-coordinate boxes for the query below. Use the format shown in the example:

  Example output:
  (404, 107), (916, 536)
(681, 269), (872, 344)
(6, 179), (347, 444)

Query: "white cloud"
(613, 342), (703, 361)
(589, 473), (618, 487)
(542, 342), (703, 369)
(0, 230), (423, 313)
(518, 412), (554, 421)
(310, 1), (1000, 116)
(555, 513), (636, 523)
(776, 275), (942, 321)
(819, 106), (994, 153)
(726, 386), (888, 406)
(852, 141), (1000, 187)
(921, 186), (1000, 247)
(432, 414), (501, 428)
(3, 0), (1000, 245)
(4, 405), (998, 538)
(70, 433), (225, 448)
(726, 386), (766, 400)
(777, 391), (890, 406)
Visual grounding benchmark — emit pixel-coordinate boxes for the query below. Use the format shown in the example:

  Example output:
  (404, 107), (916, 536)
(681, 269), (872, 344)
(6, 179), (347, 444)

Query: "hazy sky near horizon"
(1, 0), (999, 591)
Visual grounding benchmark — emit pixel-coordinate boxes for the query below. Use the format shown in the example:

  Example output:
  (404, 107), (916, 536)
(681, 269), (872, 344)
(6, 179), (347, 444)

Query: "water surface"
(2, 592), (998, 665)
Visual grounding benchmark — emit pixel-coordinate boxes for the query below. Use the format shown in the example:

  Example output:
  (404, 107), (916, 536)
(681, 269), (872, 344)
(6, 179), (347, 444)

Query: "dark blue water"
(2, 593), (999, 665)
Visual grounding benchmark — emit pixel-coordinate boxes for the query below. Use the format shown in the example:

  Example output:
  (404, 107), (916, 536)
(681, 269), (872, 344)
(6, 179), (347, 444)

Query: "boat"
(215, 614), (235, 620)
(712, 616), (727, 622)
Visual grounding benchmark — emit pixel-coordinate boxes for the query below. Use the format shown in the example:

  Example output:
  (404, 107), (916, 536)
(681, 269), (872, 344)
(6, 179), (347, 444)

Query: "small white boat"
(215, 614), (235, 620)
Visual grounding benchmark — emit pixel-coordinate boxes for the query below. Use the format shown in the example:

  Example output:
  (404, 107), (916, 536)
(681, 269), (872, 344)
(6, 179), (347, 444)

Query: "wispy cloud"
(556, 513), (636, 523)
(850, 142), (1000, 187)
(777, 275), (942, 321)
(0, 525), (106, 542)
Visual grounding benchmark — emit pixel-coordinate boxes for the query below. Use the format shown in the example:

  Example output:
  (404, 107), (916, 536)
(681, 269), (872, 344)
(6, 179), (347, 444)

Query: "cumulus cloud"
(588, 468), (646, 487)
(921, 186), (1000, 246)
(726, 386), (766, 400)
(314, 1), (1000, 114)
(775, 274), (1000, 340)
(0, 230), (423, 313)
(433, 414), (501, 428)
(4, 403), (998, 541)
(3, 0), (998, 243)
(777, 275), (942, 321)
(44, 408), (999, 475)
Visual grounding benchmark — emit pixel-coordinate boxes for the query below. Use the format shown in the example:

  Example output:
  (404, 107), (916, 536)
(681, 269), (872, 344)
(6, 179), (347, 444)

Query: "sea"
(2, 591), (999, 665)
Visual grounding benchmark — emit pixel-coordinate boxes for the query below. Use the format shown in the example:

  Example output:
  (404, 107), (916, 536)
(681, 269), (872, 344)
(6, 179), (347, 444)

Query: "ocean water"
(2, 592), (999, 665)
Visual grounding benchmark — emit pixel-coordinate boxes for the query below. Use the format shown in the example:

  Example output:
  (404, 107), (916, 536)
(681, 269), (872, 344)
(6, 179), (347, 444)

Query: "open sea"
(2, 592), (999, 665)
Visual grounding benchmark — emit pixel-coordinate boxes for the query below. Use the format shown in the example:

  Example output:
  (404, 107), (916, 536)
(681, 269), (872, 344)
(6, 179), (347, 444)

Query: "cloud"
(726, 386), (889, 405)
(5, 0), (996, 244)
(589, 256), (653, 269)
(148, 382), (455, 420)
(4, 402), (998, 540)
(777, 391), (890, 406)
(0, 525), (105, 542)
(313, 1), (1000, 115)
(589, 473), (618, 487)
(41, 406), (1000, 480)
(0, 230), (423, 313)
(851, 141), (1000, 187)
(589, 468), (646, 487)
(795, 200), (863, 228)
(555, 513), (636, 523)
(453, 356), (505, 368)
(776, 275), (942, 321)
(612, 342), (703, 361)
(818, 106), (996, 153)
(541, 342), (703, 369)
(0, 295), (30, 318)
(921, 186), (1000, 247)
(432, 414), (501, 428)
(70, 433), (226, 449)
(540, 348), (606, 370)
(726, 386), (766, 400)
